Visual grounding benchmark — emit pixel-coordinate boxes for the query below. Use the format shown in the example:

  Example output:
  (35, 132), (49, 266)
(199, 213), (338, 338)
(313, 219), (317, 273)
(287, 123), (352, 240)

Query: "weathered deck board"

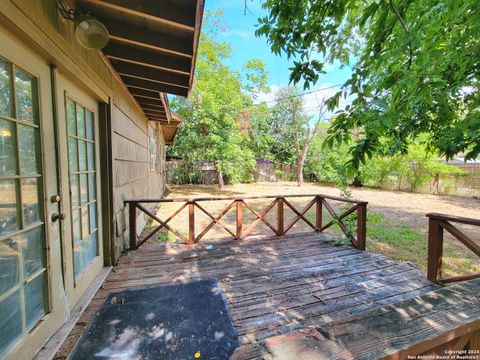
(246, 278), (480, 360)
(56, 232), (439, 359)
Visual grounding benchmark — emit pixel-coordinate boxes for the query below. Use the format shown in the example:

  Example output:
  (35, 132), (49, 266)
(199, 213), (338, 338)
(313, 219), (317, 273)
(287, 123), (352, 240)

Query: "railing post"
(427, 215), (444, 282)
(356, 202), (367, 251)
(277, 197), (284, 236)
(188, 201), (195, 245)
(316, 196), (323, 231)
(129, 202), (138, 249)
(236, 200), (243, 239)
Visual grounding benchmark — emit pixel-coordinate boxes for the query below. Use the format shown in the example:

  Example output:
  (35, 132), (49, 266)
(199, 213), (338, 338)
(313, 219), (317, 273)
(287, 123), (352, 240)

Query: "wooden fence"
(427, 213), (480, 283)
(125, 194), (367, 251)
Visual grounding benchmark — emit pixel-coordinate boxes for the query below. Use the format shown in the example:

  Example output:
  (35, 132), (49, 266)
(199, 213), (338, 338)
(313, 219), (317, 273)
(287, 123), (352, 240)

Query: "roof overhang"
(161, 112), (182, 145)
(77, 0), (204, 125)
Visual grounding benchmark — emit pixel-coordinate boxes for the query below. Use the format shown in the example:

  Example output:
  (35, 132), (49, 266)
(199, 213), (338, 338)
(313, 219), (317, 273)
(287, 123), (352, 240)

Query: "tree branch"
(389, 0), (413, 68)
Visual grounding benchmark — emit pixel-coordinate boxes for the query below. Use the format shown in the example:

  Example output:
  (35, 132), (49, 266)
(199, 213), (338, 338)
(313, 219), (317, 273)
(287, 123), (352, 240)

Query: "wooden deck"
(55, 232), (440, 359)
(244, 279), (480, 359)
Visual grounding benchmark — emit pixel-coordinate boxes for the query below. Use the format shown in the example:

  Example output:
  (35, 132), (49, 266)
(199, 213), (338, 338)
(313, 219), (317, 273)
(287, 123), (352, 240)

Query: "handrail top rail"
(427, 212), (480, 227)
(124, 193), (368, 205)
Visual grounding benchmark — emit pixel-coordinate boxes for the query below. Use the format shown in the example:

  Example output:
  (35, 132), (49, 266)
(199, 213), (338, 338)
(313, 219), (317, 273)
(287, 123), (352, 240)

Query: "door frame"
(98, 101), (115, 267)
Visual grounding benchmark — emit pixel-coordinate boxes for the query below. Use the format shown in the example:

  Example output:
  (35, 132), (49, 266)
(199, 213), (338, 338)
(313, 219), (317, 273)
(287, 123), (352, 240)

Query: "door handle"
(52, 212), (67, 222)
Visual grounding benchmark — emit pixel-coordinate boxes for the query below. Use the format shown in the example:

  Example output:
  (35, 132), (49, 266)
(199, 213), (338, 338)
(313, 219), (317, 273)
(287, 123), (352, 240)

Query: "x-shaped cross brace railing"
(241, 199), (279, 238)
(320, 199), (358, 246)
(126, 195), (367, 251)
(283, 197), (318, 233)
(195, 201), (236, 242)
(135, 203), (189, 244)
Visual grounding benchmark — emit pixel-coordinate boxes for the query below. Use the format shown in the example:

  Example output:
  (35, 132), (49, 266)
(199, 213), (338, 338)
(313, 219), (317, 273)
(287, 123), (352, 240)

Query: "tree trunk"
(296, 159), (304, 187)
(352, 176), (363, 187)
(217, 169), (224, 189)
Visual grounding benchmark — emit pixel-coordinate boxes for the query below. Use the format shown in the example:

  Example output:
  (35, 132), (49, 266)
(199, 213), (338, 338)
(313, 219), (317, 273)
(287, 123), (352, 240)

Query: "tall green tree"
(257, 0), (480, 171)
(245, 103), (276, 160)
(248, 99), (297, 165)
(264, 86), (326, 186)
(171, 12), (268, 188)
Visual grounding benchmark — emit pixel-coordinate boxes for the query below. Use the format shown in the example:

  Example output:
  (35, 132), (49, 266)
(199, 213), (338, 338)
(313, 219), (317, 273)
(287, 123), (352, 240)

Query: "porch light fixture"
(54, 0), (110, 50)
(74, 15), (110, 50)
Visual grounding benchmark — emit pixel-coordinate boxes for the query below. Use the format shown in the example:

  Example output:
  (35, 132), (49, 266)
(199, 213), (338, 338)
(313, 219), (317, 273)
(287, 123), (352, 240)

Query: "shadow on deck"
(55, 232), (441, 359)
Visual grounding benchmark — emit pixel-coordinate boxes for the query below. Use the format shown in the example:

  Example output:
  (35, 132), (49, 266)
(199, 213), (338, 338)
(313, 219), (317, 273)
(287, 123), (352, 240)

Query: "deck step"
(232, 278), (480, 359)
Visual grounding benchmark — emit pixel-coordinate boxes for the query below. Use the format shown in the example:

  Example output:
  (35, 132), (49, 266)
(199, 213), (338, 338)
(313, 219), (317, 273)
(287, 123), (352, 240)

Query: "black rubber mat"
(70, 279), (239, 360)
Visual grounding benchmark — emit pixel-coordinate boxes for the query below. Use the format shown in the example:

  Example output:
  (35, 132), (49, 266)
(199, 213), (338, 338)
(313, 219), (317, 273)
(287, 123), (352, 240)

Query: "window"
(66, 98), (98, 279)
(149, 135), (156, 172)
(158, 141), (164, 175)
(0, 57), (47, 357)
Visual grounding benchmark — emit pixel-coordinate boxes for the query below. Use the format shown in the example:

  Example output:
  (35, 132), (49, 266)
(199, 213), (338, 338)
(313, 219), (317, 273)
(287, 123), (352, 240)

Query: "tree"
(270, 86), (326, 186)
(303, 122), (330, 180)
(257, 0), (480, 172)
(241, 59), (270, 99)
(170, 11), (268, 188)
(304, 129), (466, 194)
(245, 103), (275, 160)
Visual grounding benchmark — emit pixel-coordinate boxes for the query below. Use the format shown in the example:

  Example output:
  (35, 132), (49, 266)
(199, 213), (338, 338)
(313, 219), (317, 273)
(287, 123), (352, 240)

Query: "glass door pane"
(65, 99), (98, 280)
(0, 57), (47, 357)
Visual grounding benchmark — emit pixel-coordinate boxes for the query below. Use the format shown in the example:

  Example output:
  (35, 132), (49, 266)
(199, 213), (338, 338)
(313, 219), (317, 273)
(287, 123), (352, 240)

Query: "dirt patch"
(166, 182), (479, 228)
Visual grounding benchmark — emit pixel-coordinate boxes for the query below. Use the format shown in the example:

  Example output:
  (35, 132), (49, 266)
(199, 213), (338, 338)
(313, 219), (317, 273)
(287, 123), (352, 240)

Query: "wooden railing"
(427, 213), (480, 283)
(124, 194), (367, 250)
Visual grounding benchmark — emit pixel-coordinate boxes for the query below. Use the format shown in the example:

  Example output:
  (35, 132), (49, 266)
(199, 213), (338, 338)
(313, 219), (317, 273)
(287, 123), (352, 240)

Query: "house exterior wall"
(111, 81), (166, 261)
(0, 0), (167, 264)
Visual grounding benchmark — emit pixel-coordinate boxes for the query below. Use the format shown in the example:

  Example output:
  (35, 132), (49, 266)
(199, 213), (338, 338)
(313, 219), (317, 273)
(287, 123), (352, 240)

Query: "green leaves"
(326, 91), (343, 111)
(257, 0), (480, 168)
(242, 59), (270, 97)
(289, 60), (326, 89)
(169, 13), (264, 184)
(359, 2), (380, 28)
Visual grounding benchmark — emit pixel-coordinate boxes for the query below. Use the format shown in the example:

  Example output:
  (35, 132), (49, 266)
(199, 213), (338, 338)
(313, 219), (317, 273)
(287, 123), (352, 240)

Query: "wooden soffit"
(159, 112), (182, 145)
(77, 0), (204, 124)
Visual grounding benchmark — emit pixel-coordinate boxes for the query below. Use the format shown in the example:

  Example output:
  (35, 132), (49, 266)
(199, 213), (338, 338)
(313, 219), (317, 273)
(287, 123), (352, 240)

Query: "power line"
(240, 83), (350, 117)
(252, 83), (345, 107)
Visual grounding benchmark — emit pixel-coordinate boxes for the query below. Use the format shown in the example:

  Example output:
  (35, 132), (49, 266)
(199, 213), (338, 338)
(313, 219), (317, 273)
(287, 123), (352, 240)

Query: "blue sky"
(204, 0), (353, 113)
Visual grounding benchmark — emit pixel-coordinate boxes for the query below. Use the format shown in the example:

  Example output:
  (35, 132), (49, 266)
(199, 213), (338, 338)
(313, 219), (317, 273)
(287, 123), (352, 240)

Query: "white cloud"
(220, 29), (252, 39)
(254, 84), (283, 104)
(254, 83), (351, 120)
(302, 84), (336, 113)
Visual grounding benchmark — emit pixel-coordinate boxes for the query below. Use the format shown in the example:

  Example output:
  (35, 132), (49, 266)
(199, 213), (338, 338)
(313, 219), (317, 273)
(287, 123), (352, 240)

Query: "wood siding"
(111, 80), (166, 260)
(0, 0), (167, 263)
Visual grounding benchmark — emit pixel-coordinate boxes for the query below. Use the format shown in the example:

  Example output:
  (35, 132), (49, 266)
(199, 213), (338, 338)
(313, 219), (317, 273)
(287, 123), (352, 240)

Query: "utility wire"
(250, 83), (345, 108)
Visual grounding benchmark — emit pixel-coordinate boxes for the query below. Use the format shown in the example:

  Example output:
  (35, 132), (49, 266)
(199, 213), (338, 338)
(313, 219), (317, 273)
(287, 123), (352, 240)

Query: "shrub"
(274, 169), (284, 180)
(171, 164), (202, 184)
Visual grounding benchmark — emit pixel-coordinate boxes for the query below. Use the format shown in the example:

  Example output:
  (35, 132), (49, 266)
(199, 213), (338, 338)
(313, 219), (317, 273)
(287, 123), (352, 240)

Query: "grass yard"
(143, 181), (480, 277)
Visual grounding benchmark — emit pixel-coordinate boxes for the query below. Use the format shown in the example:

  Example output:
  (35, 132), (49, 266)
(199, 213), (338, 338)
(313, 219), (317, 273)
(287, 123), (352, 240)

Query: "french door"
(0, 28), (65, 359)
(0, 28), (104, 359)
(55, 74), (103, 307)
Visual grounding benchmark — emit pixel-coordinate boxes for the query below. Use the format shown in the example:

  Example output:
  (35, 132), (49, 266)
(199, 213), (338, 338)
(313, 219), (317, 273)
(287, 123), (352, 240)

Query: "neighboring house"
(0, 1), (203, 359)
